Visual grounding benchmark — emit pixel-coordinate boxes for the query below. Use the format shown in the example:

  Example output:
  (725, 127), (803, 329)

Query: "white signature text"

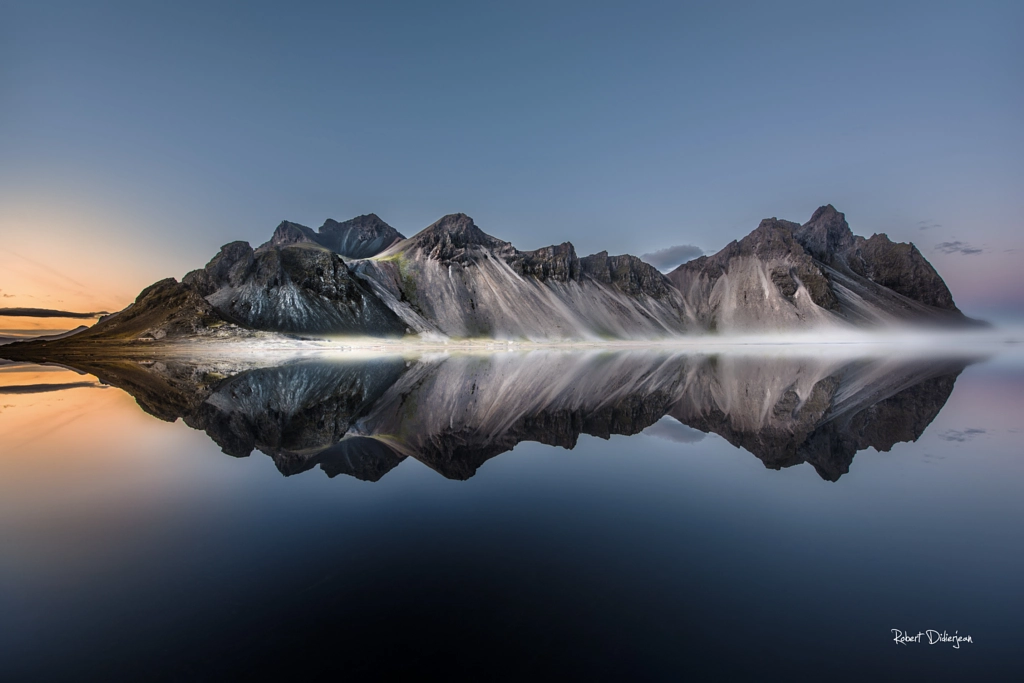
(892, 629), (973, 649)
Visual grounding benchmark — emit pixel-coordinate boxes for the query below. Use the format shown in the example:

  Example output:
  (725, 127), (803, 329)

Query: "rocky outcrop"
(506, 242), (580, 282)
(669, 219), (840, 331)
(319, 214), (406, 258)
(794, 205), (959, 311)
(68, 278), (240, 342)
(261, 214), (405, 259)
(3, 204), (977, 351)
(354, 213), (691, 340)
(399, 213), (513, 264)
(183, 241), (407, 336)
(669, 204), (971, 331)
(237, 205), (974, 337)
(792, 205), (857, 265)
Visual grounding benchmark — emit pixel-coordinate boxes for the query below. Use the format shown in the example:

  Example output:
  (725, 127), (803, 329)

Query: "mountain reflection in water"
(63, 350), (972, 482)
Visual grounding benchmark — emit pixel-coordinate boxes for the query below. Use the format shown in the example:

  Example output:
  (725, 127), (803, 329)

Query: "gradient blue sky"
(1, 0), (1021, 320)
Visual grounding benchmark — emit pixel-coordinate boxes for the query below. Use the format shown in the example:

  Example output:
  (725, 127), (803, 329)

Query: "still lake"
(1, 346), (1022, 680)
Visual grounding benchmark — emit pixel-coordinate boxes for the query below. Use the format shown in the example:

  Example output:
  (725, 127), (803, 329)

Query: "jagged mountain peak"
(525, 241), (577, 259)
(258, 215), (405, 259)
(747, 218), (803, 250)
(319, 213), (403, 239)
(808, 203), (843, 224)
(756, 216), (801, 230)
(795, 204), (856, 263)
(322, 212), (386, 229)
(580, 251), (675, 298)
(4, 202), (975, 350)
(667, 203), (968, 330)
(422, 213), (491, 242)
(267, 221), (319, 249)
(317, 213), (405, 259)
(398, 213), (510, 262)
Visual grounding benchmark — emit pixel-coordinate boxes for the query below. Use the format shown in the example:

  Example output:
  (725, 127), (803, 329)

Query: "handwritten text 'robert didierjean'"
(892, 630), (973, 649)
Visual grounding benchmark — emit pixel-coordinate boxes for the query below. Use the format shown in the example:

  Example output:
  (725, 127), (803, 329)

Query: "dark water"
(1, 349), (1022, 681)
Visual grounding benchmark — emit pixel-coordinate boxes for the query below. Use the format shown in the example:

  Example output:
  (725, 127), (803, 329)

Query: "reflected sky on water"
(1, 349), (1021, 680)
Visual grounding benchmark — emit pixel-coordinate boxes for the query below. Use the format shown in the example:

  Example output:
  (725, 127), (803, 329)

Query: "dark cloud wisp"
(937, 428), (986, 442)
(0, 381), (102, 395)
(640, 244), (704, 271)
(934, 241), (983, 255)
(0, 308), (108, 319)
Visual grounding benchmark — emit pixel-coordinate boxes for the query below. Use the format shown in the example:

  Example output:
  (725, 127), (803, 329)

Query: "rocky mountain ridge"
(261, 213), (405, 259)
(668, 205), (964, 330)
(353, 213), (688, 339)
(181, 239), (407, 335)
(0, 204), (977, 349)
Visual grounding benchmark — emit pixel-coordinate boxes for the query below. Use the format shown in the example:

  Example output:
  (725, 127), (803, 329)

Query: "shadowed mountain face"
(55, 351), (969, 482)
(262, 214), (406, 259)
(181, 241), (408, 336)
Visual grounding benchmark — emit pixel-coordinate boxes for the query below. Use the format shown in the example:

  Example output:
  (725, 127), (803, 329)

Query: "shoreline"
(2, 326), (1019, 366)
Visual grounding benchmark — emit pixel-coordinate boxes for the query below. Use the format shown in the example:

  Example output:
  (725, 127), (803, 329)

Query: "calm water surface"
(1, 348), (1021, 681)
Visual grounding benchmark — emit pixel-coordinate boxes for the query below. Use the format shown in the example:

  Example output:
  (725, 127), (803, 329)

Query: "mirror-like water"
(1, 348), (1021, 680)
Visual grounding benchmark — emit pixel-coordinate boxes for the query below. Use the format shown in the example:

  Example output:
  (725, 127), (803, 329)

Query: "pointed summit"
(403, 213), (509, 262)
(423, 213), (491, 243)
(268, 221), (321, 249)
(794, 205), (855, 264)
(257, 215), (404, 259)
(318, 214), (405, 258)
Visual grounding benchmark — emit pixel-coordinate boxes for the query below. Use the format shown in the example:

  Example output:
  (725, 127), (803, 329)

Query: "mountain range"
(2, 204), (976, 349)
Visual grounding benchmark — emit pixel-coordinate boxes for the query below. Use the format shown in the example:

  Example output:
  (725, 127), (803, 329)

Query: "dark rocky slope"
(5, 278), (248, 351)
(262, 213), (405, 259)
(182, 241), (407, 336)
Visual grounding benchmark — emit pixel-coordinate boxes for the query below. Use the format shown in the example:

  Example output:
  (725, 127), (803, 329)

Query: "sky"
(1, 0), (1022, 330)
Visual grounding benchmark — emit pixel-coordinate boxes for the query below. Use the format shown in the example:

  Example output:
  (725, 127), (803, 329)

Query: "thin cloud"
(917, 220), (942, 231)
(934, 241), (983, 255)
(0, 381), (103, 395)
(641, 244), (704, 271)
(0, 249), (122, 311)
(937, 428), (986, 442)
(0, 307), (107, 318)
(2, 248), (91, 290)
